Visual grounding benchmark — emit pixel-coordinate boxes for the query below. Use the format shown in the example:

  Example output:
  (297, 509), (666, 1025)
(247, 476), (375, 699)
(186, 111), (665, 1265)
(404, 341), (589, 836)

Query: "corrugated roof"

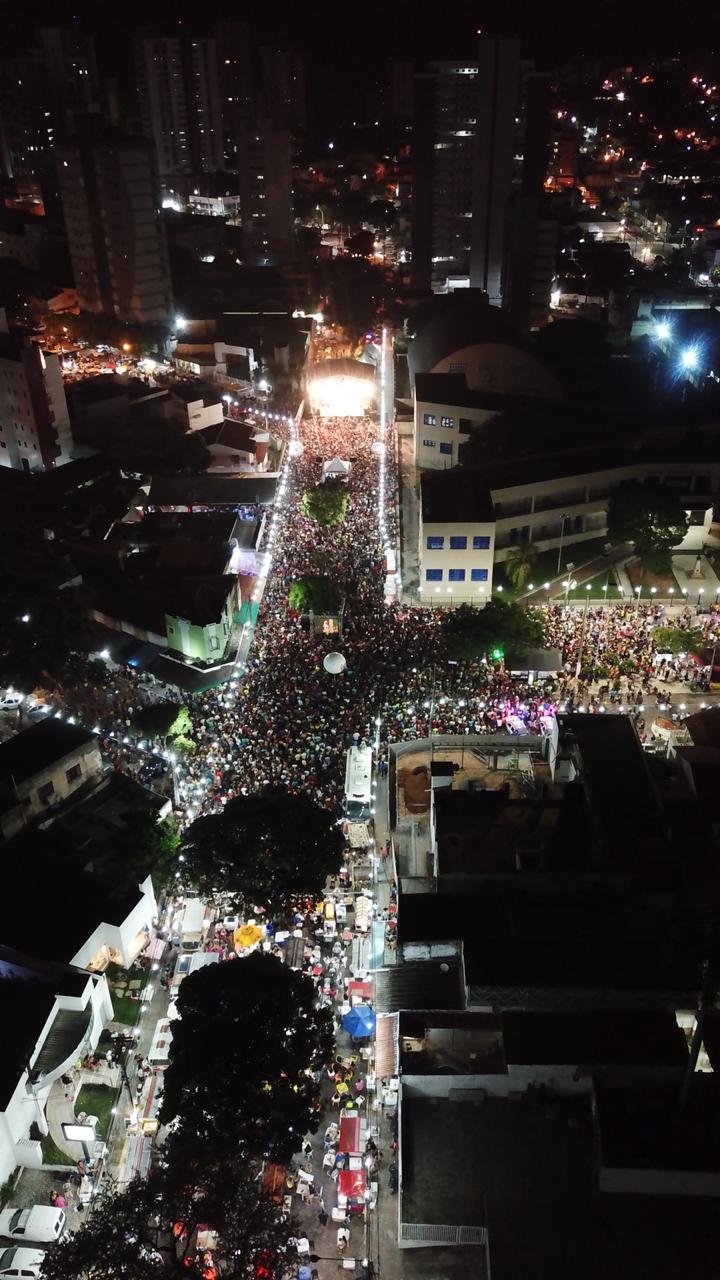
(375, 958), (466, 1012)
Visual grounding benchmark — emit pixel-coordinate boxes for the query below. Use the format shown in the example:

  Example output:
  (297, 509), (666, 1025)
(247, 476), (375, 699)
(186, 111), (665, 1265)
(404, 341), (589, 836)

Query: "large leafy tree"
(131, 703), (194, 750)
(442, 600), (546, 661)
(40, 1163), (295, 1280)
(39, 1179), (166, 1280)
(160, 1139), (296, 1280)
(97, 813), (180, 896)
(0, 527), (99, 688)
(160, 953), (334, 1160)
(180, 785), (344, 911)
(606, 481), (688, 574)
(301, 481), (348, 527)
(288, 573), (342, 614)
(652, 625), (704, 655)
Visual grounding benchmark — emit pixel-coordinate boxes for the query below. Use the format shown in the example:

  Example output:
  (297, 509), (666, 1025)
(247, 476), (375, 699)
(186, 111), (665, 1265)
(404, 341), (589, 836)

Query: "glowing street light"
(682, 347), (699, 370)
(655, 321), (671, 341)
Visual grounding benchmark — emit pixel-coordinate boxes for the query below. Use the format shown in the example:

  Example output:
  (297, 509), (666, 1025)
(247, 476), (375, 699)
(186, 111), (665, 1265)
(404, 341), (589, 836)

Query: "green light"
(490, 647), (504, 661)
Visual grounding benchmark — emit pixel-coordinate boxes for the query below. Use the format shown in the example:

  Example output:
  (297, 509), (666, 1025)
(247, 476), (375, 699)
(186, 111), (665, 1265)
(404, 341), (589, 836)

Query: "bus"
(344, 745), (373, 821)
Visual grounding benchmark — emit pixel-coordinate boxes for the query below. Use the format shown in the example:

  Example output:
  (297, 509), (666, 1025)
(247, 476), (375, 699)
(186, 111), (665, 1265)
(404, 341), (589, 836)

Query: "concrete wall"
(419, 518), (495, 603)
(414, 395), (496, 469)
(0, 739), (103, 840)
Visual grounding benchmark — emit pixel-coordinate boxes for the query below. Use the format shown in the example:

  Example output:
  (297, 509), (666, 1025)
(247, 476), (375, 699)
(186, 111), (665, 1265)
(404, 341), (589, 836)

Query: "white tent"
(321, 456), (352, 482)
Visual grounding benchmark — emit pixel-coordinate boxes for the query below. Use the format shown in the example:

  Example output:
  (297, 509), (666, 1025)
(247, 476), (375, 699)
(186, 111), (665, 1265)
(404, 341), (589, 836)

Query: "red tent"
(339, 1114), (361, 1154)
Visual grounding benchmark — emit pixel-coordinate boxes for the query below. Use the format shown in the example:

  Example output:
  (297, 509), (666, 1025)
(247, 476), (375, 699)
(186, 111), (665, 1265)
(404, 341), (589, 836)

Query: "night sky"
(4, 0), (703, 130)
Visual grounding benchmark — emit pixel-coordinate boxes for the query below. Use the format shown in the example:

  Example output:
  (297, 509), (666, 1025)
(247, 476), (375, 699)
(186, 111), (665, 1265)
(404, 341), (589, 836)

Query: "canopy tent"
(339, 1114), (361, 1154)
(321, 457), (352, 482)
(342, 1005), (376, 1037)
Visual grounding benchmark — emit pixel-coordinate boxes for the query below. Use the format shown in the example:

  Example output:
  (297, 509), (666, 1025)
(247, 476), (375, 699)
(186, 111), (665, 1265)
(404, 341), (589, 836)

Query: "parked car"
(0, 1207), (65, 1244)
(0, 692), (23, 712)
(0, 1246), (47, 1277)
(138, 759), (168, 784)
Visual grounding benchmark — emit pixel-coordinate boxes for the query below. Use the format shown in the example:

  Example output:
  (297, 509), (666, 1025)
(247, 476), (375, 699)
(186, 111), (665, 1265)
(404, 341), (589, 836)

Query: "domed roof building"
(407, 296), (561, 401)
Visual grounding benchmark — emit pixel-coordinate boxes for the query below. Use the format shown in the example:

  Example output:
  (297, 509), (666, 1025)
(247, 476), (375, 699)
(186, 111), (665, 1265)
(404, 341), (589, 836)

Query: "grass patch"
(41, 1133), (74, 1167)
(109, 991), (141, 1027)
(76, 1084), (116, 1139)
(495, 538), (613, 600)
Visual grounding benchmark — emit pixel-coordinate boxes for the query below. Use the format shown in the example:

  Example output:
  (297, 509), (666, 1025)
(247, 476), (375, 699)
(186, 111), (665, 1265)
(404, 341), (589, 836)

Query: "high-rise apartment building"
(258, 47), (306, 132)
(135, 33), (224, 177)
(56, 128), (173, 323)
(0, 26), (99, 205)
(0, 330), (73, 472)
(411, 36), (554, 325)
(214, 21), (254, 169)
(236, 126), (294, 266)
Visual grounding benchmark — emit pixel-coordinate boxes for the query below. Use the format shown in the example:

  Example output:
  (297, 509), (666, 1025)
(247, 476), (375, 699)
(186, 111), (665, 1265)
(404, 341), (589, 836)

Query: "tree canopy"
(606, 481), (688, 574)
(159, 953), (334, 1160)
(98, 812), (180, 896)
(652, 625), (705, 655)
(39, 1161), (296, 1280)
(131, 703), (194, 749)
(442, 600), (546, 661)
(505, 542), (539, 589)
(301, 481), (348, 526)
(288, 574), (343, 615)
(180, 785), (344, 912)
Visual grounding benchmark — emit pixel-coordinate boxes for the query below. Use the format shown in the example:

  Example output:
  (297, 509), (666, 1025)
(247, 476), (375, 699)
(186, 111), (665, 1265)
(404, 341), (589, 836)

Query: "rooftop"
(0, 719), (96, 791)
(170, 380), (222, 405)
(108, 511), (240, 546)
(375, 957), (466, 1013)
(501, 1010), (688, 1068)
(420, 468), (495, 524)
(414, 371), (540, 413)
(407, 296), (532, 382)
(145, 474), (277, 507)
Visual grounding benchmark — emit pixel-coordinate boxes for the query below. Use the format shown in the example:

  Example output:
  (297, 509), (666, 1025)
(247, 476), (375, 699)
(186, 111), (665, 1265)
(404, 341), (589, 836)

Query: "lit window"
(422, 438), (437, 448)
(441, 416), (454, 428)
(473, 536), (491, 550)
(426, 536), (444, 550)
(448, 569), (466, 582)
(423, 413), (437, 425)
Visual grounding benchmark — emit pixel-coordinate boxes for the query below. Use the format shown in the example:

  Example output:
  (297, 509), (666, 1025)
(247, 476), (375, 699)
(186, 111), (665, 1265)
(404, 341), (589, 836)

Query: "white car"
(0, 1207), (65, 1244)
(0, 692), (23, 712)
(222, 914), (240, 932)
(0, 1246), (47, 1277)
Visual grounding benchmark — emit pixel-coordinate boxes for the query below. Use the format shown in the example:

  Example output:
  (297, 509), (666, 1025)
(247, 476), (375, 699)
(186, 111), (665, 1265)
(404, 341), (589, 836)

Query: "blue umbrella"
(342, 1005), (376, 1037)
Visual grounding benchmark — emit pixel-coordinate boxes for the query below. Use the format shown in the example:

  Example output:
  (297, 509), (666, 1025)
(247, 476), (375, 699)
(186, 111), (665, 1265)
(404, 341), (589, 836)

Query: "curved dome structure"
(408, 297), (561, 401)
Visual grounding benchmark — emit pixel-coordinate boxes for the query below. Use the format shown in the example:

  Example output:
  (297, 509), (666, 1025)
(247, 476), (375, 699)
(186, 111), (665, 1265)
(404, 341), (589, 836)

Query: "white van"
(180, 899), (209, 952)
(344, 746), (373, 821)
(0, 1207), (65, 1244)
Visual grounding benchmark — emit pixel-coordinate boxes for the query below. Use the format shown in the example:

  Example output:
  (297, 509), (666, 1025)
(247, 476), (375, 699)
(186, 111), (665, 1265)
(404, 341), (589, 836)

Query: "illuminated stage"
(307, 358), (377, 417)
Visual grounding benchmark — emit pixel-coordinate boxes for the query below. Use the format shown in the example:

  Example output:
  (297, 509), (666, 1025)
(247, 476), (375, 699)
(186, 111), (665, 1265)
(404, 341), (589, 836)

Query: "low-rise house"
(0, 720), (103, 840)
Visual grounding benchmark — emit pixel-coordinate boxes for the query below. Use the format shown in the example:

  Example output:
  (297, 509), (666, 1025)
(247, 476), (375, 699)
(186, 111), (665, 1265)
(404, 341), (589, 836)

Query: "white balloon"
(323, 652), (347, 675)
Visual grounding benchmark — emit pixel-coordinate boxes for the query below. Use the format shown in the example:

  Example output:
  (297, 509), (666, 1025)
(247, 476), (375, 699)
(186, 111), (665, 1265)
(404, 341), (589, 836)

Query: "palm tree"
(505, 541), (539, 589)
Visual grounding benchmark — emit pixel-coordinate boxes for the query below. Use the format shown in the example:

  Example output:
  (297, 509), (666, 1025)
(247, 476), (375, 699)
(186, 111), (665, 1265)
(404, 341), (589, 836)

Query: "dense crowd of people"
(174, 415), (720, 820)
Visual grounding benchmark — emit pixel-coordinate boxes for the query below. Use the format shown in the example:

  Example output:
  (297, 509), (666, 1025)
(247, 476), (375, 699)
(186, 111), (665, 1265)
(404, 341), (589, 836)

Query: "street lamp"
(655, 321), (670, 341)
(682, 347), (699, 370)
(698, 587), (705, 607)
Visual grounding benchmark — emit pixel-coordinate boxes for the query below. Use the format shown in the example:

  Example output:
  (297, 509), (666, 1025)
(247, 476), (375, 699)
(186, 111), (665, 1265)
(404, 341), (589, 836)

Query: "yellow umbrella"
(234, 924), (264, 950)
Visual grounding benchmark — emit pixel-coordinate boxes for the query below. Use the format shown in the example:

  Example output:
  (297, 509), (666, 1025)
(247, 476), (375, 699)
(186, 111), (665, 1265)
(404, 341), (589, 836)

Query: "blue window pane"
(439, 442), (452, 455)
(426, 536), (444, 550)
(471, 568), (489, 582)
(473, 535), (491, 550)
(426, 568), (443, 581)
(448, 569), (466, 582)
(449, 536), (467, 550)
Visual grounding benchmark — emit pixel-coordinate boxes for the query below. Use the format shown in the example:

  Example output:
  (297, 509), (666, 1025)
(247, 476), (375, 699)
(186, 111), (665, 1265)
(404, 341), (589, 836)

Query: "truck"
(344, 745), (373, 821)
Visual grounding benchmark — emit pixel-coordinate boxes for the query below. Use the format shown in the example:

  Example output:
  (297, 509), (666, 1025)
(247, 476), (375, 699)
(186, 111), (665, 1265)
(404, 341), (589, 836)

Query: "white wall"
(70, 876), (157, 971)
(414, 397), (495, 469)
(419, 519), (495, 604)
